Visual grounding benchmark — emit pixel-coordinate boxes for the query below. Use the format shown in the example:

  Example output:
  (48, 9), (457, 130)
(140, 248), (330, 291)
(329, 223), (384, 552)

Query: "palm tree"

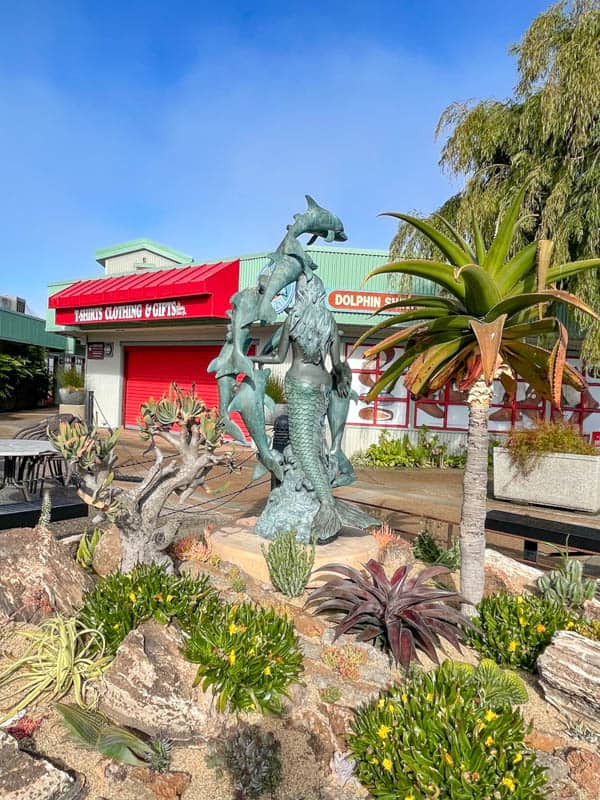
(357, 185), (600, 614)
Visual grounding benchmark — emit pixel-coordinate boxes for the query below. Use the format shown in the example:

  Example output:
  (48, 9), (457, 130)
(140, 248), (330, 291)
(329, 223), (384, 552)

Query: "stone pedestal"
(58, 403), (86, 422)
(211, 523), (379, 583)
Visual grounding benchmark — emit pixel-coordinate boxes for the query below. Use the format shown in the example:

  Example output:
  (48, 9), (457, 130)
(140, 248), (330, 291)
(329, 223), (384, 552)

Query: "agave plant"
(305, 560), (469, 669)
(359, 184), (600, 612)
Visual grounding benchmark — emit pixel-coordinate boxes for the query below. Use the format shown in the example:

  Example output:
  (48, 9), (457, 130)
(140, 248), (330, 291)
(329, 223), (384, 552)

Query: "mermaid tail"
(285, 372), (341, 542)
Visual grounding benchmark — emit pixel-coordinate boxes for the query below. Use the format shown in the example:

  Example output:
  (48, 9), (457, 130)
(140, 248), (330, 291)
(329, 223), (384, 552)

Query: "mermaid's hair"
(287, 273), (335, 364)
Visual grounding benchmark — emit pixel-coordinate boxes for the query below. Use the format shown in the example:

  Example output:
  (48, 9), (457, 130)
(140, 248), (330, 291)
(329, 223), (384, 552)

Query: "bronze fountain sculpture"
(208, 196), (376, 543)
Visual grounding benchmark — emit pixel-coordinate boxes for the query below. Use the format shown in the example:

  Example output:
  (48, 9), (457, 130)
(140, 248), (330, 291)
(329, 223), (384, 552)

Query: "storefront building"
(47, 239), (600, 455)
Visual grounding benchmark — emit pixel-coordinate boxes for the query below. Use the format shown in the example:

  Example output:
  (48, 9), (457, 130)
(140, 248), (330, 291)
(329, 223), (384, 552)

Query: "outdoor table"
(0, 439), (58, 502)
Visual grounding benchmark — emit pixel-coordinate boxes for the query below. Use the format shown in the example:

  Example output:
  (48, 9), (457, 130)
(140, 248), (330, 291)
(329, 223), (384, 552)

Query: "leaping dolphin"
(288, 195), (347, 244)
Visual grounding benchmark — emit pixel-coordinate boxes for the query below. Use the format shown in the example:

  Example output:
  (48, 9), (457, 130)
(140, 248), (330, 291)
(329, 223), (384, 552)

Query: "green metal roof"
(1, 307), (73, 351)
(95, 239), (193, 266)
(239, 245), (437, 326)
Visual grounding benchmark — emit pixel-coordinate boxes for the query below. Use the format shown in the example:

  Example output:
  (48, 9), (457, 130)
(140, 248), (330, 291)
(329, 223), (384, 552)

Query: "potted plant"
(493, 420), (600, 512)
(57, 367), (86, 405)
(264, 374), (287, 424)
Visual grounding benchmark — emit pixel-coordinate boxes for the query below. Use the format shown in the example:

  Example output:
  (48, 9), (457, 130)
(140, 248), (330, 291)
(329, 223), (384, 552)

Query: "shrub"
(349, 663), (547, 799)
(536, 557), (596, 610)
(306, 560), (468, 668)
(57, 367), (85, 390)
(78, 564), (216, 657)
(506, 419), (597, 475)
(207, 723), (282, 800)
(265, 374), (286, 404)
(261, 530), (315, 597)
(467, 592), (572, 671)
(412, 527), (460, 571)
(352, 428), (466, 469)
(181, 600), (303, 713)
(76, 528), (103, 570)
(0, 616), (110, 723)
(55, 703), (171, 772)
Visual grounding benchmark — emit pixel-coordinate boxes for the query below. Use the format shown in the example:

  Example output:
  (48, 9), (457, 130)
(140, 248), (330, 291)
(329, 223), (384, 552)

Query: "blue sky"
(0, 0), (549, 315)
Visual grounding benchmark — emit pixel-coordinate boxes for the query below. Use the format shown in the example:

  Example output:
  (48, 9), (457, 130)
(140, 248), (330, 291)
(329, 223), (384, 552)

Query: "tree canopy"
(393, 0), (600, 362)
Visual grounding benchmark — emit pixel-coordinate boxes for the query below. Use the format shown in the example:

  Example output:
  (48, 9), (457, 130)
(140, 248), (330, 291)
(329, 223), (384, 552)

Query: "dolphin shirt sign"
(326, 289), (412, 314)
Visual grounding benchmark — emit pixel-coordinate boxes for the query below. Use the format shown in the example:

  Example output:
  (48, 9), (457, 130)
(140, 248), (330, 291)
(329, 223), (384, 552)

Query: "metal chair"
(13, 413), (81, 490)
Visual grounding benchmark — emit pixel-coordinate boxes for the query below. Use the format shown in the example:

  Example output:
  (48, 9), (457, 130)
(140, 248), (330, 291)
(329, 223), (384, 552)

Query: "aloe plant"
(359, 185), (600, 612)
(306, 560), (469, 668)
(55, 703), (172, 771)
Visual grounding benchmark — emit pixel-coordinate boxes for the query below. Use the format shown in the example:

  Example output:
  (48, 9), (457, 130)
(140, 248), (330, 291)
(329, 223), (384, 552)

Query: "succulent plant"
(437, 658), (529, 706)
(55, 703), (172, 772)
(206, 723), (282, 800)
(306, 560), (469, 668)
(536, 557), (597, 610)
(76, 528), (103, 570)
(261, 530), (315, 598)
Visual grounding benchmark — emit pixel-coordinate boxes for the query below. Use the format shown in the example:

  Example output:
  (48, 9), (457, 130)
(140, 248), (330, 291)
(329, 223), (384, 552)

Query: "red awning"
(49, 261), (239, 326)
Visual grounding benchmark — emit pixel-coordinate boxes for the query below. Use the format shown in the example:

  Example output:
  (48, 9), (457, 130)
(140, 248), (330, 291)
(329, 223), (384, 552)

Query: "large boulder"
(0, 528), (93, 622)
(0, 730), (83, 799)
(537, 631), (600, 733)
(484, 548), (543, 596)
(98, 621), (218, 741)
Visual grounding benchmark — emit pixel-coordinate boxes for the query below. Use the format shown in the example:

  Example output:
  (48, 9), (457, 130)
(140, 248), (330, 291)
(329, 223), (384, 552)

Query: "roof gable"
(95, 239), (193, 266)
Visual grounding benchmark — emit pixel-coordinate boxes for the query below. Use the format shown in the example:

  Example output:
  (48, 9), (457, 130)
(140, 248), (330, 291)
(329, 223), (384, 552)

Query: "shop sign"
(326, 290), (411, 314)
(87, 342), (105, 360)
(56, 298), (201, 326)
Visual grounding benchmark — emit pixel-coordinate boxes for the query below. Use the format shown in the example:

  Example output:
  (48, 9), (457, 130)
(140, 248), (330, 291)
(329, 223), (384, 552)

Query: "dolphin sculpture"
(228, 368), (283, 482)
(208, 289), (257, 380)
(257, 231), (318, 323)
(328, 361), (357, 488)
(288, 195), (347, 244)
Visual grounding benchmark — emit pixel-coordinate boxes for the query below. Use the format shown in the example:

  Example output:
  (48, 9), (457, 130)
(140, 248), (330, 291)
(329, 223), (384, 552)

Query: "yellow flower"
(229, 623), (239, 635)
(377, 724), (391, 740)
(128, 592), (136, 602)
(484, 735), (494, 747)
(387, 703), (395, 712)
(484, 710), (497, 722)
(248, 647), (255, 656)
(474, 721), (484, 735)
(566, 620), (575, 629)
(382, 757), (393, 772)
(535, 623), (546, 633)
(155, 593), (163, 601)
(518, 616), (528, 627)
(512, 752), (523, 764)
(443, 752), (454, 766)
(501, 776), (516, 792)
(516, 595), (524, 604)
(228, 649), (236, 666)
(113, 623), (120, 629)
(166, 594), (174, 602)
(508, 640), (518, 653)
(401, 692), (408, 704)
(404, 796), (415, 800)
(426, 692), (434, 702)
(370, 757), (379, 765)
(377, 698), (385, 709)
(264, 666), (272, 676)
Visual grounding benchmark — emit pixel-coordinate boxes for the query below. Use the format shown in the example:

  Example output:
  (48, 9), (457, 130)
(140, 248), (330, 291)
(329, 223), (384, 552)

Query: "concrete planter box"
(58, 388), (86, 405)
(493, 447), (600, 513)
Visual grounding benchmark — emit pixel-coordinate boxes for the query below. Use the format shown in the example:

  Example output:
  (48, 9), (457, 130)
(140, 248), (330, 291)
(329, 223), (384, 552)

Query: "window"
(344, 343), (409, 427)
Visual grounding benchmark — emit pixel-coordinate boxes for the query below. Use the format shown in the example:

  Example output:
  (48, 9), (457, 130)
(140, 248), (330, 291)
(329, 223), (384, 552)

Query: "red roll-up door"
(122, 345), (220, 428)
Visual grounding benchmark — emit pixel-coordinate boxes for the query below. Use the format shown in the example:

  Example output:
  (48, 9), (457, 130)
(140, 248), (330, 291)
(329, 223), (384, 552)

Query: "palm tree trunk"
(460, 376), (493, 616)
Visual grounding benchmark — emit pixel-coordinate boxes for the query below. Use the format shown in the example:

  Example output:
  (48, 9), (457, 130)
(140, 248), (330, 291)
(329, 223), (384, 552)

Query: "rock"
(0, 730), (83, 799)
(0, 528), (93, 622)
(97, 760), (191, 800)
(537, 631), (600, 733)
(534, 752), (580, 800)
(525, 731), (570, 753)
(484, 548), (543, 596)
(582, 596), (600, 622)
(98, 621), (218, 741)
(566, 749), (600, 800)
(92, 525), (121, 576)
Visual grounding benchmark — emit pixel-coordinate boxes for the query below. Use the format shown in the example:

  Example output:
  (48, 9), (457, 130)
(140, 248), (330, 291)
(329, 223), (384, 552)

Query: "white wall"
(104, 250), (179, 275)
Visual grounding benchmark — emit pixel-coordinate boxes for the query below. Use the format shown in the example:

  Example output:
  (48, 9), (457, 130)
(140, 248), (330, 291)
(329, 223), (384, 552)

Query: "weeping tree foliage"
(392, 0), (600, 362)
